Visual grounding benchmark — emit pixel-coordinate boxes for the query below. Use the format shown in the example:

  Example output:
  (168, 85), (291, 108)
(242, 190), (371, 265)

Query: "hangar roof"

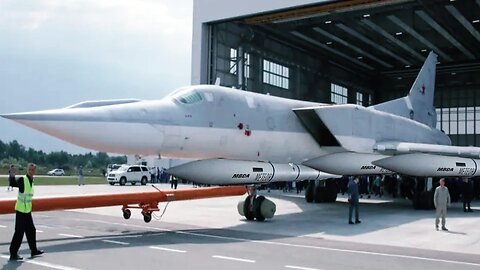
(238, 0), (480, 83)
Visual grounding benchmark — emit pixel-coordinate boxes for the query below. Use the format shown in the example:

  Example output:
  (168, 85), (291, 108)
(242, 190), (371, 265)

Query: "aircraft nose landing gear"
(237, 186), (276, 221)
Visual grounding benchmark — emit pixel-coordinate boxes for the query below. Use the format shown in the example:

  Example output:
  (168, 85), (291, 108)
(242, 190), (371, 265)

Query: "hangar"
(191, 0), (480, 147)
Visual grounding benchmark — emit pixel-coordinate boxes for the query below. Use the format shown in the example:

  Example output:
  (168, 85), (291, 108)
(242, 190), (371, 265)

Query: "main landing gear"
(237, 186), (276, 222)
(305, 180), (338, 203)
(412, 177), (435, 210)
(122, 202), (159, 223)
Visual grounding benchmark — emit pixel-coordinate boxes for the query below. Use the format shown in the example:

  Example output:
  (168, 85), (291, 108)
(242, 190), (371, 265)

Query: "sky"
(0, 0), (193, 154)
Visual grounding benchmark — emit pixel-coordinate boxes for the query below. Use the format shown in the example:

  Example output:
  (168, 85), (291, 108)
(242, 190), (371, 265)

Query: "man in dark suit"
(462, 178), (473, 212)
(348, 176), (361, 224)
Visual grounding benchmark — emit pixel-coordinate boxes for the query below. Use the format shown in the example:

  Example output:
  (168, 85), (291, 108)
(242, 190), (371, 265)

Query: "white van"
(107, 165), (150, 186)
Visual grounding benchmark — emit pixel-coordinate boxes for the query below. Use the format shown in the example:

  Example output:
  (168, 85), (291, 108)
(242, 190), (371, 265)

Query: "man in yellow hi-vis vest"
(9, 163), (44, 261)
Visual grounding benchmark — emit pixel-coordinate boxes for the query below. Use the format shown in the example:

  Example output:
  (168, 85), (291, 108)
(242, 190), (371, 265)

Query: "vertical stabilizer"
(408, 51), (437, 123)
(371, 51), (437, 128)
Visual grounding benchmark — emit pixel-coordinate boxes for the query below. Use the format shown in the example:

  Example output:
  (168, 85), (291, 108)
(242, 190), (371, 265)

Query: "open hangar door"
(205, 0), (480, 146)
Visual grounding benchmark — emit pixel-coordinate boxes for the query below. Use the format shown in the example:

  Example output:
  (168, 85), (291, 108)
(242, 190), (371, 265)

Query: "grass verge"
(0, 176), (107, 186)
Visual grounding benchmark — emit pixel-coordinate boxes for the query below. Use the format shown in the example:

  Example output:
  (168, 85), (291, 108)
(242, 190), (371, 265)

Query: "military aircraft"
(3, 51), (475, 221)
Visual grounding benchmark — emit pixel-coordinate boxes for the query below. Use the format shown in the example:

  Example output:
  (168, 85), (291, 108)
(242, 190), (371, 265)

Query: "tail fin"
(371, 51), (437, 128)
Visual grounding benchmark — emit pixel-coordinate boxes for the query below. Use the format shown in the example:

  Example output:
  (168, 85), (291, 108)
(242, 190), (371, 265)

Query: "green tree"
(7, 140), (25, 159)
(0, 140), (6, 160)
(0, 139), (127, 175)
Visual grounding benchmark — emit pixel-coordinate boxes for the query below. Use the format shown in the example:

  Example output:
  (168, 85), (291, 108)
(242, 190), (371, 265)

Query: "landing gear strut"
(305, 180), (338, 203)
(237, 186), (276, 221)
(412, 177), (434, 210)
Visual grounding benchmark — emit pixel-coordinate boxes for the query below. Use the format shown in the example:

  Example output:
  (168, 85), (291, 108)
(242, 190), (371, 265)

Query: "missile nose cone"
(371, 158), (390, 169)
(166, 163), (196, 181)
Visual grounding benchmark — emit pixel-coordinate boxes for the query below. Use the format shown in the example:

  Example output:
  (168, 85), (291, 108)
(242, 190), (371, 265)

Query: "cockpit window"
(172, 90), (203, 104)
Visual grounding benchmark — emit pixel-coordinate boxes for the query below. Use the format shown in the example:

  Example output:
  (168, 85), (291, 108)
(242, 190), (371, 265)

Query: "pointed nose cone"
(1, 109), (84, 136)
(1, 103), (165, 155)
(1, 110), (70, 122)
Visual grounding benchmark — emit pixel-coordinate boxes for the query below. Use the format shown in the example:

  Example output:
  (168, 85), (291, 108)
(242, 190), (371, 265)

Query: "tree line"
(0, 139), (126, 174)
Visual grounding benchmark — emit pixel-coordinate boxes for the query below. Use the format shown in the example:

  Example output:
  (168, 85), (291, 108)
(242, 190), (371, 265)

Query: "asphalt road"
(0, 210), (479, 270)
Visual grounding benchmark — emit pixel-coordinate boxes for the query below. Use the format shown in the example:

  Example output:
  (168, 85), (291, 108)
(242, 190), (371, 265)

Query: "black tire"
(253, 196), (266, 221)
(141, 177), (147, 186)
(412, 191), (435, 210)
(123, 209), (131, 219)
(325, 181), (338, 203)
(412, 192), (422, 209)
(119, 177), (127, 186)
(424, 190), (434, 209)
(143, 212), (152, 223)
(243, 196), (255, 221)
(109, 182), (115, 186)
(305, 181), (315, 203)
(314, 186), (326, 203)
(132, 182), (136, 186)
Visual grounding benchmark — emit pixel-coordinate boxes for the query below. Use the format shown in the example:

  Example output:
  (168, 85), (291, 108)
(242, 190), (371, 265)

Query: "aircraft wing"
(0, 186), (247, 221)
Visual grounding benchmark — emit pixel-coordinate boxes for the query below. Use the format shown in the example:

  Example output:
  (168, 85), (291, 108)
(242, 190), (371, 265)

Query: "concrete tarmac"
(0, 184), (479, 270)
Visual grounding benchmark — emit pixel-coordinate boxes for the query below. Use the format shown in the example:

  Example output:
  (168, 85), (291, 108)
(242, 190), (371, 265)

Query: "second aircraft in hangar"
(3, 51), (474, 221)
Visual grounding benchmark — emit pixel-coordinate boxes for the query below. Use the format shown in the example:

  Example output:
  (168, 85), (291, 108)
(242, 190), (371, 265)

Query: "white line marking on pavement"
(106, 235), (141, 239)
(58, 233), (84, 239)
(74, 217), (480, 267)
(102, 240), (129, 245)
(37, 230), (44, 233)
(147, 232), (166, 236)
(286, 265), (322, 270)
(149, 246), (186, 253)
(212, 255), (255, 263)
(0, 225), (6, 228)
(0, 255), (81, 270)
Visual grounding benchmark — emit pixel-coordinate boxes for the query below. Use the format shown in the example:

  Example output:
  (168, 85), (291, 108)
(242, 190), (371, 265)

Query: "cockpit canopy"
(170, 88), (203, 104)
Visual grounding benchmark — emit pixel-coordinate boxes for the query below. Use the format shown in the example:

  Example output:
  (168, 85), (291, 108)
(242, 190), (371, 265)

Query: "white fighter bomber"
(3, 52), (478, 220)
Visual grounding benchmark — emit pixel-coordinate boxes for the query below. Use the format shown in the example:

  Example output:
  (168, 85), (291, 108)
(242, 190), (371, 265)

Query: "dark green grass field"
(0, 176), (107, 186)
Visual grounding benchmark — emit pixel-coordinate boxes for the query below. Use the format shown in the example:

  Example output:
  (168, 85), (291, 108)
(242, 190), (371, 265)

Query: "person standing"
(170, 175), (178, 189)
(348, 176), (361, 224)
(434, 178), (451, 231)
(461, 178), (473, 212)
(373, 175), (382, 197)
(78, 166), (84, 186)
(7, 164), (16, 191)
(9, 163), (44, 261)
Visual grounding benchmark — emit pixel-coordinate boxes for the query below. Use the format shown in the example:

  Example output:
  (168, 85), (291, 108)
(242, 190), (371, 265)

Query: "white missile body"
(373, 153), (480, 177)
(303, 152), (392, 175)
(167, 159), (340, 185)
